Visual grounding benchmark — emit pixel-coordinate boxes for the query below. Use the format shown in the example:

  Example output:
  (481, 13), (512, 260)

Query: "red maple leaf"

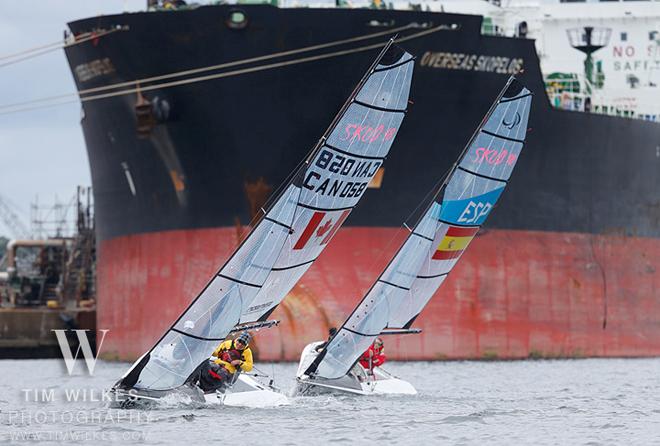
(316, 219), (333, 238)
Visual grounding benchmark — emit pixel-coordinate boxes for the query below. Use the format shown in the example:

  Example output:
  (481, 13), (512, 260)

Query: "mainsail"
(116, 41), (415, 392)
(306, 77), (532, 380)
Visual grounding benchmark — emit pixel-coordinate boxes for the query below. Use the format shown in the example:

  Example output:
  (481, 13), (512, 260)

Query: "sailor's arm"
(239, 348), (253, 372)
(373, 348), (386, 366)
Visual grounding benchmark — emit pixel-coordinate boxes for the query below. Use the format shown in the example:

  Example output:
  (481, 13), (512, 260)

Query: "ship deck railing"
(543, 75), (659, 122)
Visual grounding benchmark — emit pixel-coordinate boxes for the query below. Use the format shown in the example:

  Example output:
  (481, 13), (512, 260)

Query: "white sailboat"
(296, 341), (416, 395)
(297, 75), (533, 396)
(111, 39), (415, 408)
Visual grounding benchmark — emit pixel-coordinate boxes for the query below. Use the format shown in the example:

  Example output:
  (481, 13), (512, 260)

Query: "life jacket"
(218, 341), (244, 366)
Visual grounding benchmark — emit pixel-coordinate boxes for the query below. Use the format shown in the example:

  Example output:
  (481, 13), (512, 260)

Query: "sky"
(0, 1), (144, 237)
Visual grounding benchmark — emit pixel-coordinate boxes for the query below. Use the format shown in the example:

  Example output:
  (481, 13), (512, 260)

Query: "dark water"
(1, 358), (658, 444)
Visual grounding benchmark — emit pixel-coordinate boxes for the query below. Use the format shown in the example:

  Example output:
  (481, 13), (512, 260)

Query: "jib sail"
(116, 41), (415, 392)
(306, 77), (532, 380)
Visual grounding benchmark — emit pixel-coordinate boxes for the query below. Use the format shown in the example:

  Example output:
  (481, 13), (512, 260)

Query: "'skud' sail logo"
(502, 112), (521, 129)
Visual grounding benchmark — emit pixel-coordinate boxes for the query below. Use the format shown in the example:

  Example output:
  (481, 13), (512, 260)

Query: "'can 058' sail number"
(302, 148), (382, 199)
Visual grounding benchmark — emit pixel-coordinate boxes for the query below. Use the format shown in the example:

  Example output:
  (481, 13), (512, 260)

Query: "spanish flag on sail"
(432, 226), (479, 260)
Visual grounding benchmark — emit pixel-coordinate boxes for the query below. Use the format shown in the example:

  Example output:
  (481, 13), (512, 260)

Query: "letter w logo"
(52, 329), (109, 376)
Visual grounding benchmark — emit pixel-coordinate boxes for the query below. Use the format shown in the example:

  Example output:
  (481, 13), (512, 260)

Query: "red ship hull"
(98, 227), (660, 362)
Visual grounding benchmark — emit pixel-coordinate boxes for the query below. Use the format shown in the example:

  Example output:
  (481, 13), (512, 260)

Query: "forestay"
(307, 77), (532, 380)
(117, 42), (415, 392)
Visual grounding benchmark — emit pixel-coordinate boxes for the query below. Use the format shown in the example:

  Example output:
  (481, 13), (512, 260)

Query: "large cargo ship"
(63, 0), (660, 361)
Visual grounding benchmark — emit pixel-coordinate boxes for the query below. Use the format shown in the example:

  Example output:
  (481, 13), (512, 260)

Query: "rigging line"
(396, 24), (453, 43)
(407, 165), (450, 224)
(74, 22), (417, 97)
(0, 47), (67, 69)
(75, 41), (391, 101)
(0, 40), (61, 61)
(0, 25), (445, 115)
(0, 22), (416, 110)
(0, 28), (124, 69)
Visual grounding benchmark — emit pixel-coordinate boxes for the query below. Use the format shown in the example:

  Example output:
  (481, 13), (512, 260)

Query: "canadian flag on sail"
(293, 210), (351, 250)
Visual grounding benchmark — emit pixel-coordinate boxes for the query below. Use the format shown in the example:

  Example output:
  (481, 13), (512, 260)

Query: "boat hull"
(295, 342), (417, 395)
(206, 375), (290, 407)
(112, 374), (288, 408)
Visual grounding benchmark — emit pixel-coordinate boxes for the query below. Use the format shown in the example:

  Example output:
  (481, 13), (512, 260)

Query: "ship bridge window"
(227, 9), (248, 30)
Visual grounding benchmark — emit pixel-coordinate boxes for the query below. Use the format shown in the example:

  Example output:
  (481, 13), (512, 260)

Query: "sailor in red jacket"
(359, 337), (386, 372)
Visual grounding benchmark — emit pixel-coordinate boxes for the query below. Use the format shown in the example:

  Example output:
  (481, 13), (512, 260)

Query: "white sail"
(307, 77), (532, 380)
(117, 42), (415, 392)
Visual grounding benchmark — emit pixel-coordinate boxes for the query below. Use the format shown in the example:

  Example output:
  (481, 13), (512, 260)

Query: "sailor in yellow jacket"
(211, 331), (254, 375)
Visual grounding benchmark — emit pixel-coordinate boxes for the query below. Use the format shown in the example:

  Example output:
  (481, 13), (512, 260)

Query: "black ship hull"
(64, 5), (660, 361)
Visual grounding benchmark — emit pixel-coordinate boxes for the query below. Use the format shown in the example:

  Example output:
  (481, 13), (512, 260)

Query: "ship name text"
(420, 52), (523, 75)
(74, 58), (116, 82)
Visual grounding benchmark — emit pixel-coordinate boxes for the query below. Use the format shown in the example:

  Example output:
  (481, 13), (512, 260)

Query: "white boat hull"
(113, 373), (289, 408)
(204, 374), (290, 407)
(295, 342), (417, 396)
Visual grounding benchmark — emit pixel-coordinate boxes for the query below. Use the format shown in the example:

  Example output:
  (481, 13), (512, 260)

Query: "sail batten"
(372, 59), (415, 73)
(270, 258), (316, 271)
(323, 144), (387, 160)
(457, 165), (509, 183)
(263, 217), (294, 231)
(217, 274), (263, 288)
(481, 129), (525, 143)
(377, 279), (412, 291)
(415, 272), (449, 280)
(116, 41), (415, 393)
(352, 100), (407, 113)
(295, 203), (355, 212)
(171, 329), (228, 342)
(307, 77), (532, 380)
